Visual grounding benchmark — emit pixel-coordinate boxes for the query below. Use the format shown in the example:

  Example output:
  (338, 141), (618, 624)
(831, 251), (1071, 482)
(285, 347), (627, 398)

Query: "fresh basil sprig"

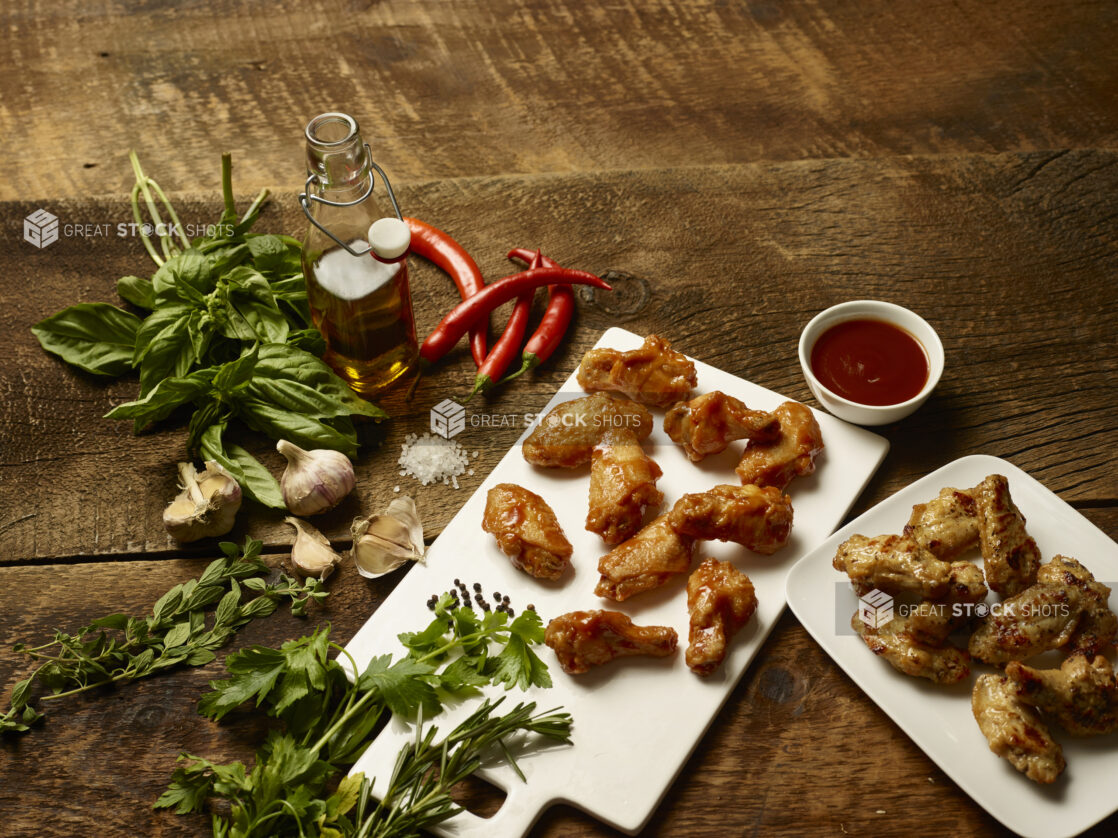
(31, 153), (385, 508)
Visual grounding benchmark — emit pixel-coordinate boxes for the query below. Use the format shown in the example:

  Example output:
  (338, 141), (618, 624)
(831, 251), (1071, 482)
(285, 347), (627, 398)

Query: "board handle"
(442, 784), (550, 838)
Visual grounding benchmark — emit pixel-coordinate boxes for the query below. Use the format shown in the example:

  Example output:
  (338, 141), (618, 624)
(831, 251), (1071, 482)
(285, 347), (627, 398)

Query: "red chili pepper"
(465, 251), (540, 401)
(499, 248), (577, 384)
(420, 267), (611, 365)
(404, 217), (488, 367)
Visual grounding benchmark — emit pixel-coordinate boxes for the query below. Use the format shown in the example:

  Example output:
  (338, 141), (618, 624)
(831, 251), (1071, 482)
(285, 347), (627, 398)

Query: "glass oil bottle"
(299, 113), (417, 394)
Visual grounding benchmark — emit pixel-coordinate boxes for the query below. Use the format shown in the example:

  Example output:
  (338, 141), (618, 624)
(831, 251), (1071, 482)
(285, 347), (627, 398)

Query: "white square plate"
(785, 454), (1118, 838)
(346, 327), (888, 837)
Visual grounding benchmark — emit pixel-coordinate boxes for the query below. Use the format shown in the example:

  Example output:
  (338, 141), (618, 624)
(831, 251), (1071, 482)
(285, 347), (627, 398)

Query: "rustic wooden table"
(2, 1), (1116, 836)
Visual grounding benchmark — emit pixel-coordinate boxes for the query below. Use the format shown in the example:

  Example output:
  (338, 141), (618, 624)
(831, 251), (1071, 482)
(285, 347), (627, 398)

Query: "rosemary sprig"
(0, 537), (327, 735)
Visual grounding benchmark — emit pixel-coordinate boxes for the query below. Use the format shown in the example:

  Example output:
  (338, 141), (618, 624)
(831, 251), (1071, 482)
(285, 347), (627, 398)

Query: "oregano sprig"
(0, 537), (327, 735)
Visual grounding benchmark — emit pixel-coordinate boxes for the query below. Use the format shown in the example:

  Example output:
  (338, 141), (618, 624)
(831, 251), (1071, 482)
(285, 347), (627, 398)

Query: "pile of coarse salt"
(397, 432), (476, 489)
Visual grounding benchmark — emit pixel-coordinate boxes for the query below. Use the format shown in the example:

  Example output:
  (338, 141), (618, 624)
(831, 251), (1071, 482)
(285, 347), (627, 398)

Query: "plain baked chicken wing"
(586, 427), (663, 546)
(968, 580), (1084, 665)
(686, 558), (758, 676)
(523, 394), (653, 468)
(735, 401), (824, 490)
(669, 484), (793, 555)
(544, 610), (678, 674)
(663, 391), (778, 462)
(481, 483), (572, 580)
(904, 486), (980, 560)
(972, 674), (1065, 784)
(832, 533), (953, 599)
(1006, 655), (1118, 736)
(595, 514), (695, 601)
(902, 560), (988, 645)
(576, 334), (697, 408)
(851, 611), (971, 684)
(975, 474), (1041, 597)
(1037, 555), (1118, 658)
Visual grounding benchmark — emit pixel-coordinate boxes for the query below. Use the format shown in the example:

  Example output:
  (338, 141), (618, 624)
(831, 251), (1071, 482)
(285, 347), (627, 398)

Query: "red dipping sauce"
(810, 319), (929, 406)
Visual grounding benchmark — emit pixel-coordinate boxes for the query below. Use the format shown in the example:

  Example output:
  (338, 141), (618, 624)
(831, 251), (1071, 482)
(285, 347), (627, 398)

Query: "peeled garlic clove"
(277, 439), (355, 516)
(285, 516), (343, 581)
(351, 495), (426, 579)
(163, 461), (242, 543)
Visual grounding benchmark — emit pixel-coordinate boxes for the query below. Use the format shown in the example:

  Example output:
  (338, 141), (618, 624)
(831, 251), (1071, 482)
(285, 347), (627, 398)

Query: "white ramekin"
(797, 300), (944, 426)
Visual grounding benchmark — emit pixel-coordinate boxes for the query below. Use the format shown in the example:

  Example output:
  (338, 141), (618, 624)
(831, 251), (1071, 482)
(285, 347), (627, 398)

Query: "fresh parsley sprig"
(0, 537), (327, 735)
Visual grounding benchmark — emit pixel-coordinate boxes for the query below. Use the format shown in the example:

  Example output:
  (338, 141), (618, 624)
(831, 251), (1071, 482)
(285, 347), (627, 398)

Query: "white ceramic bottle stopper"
(367, 217), (411, 261)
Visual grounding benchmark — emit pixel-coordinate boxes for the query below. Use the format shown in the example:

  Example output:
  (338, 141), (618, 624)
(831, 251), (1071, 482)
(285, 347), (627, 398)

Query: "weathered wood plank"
(2, 510), (1116, 836)
(3, 0), (1118, 200)
(3, 151), (1117, 562)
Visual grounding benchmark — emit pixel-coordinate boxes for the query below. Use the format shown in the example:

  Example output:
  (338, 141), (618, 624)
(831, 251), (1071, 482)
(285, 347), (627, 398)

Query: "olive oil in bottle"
(300, 113), (417, 395)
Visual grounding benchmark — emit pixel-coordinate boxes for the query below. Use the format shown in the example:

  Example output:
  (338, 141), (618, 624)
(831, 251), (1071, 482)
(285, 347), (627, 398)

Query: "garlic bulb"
(276, 439), (355, 516)
(163, 461), (242, 542)
(285, 516), (343, 580)
(351, 496), (425, 579)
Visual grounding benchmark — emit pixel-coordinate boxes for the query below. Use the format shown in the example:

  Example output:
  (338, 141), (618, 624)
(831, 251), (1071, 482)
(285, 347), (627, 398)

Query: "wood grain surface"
(3, 151), (1116, 562)
(4, 0), (1118, 835)
(3, 0), (1118, 201)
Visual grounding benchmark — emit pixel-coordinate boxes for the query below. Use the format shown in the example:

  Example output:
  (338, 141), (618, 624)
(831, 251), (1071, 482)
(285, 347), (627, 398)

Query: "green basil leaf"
(105, 368), (216, 430)
(254, 344), (386, 420)
(287, 328), (326, 355)
(152, 249), (214, 306)
(213, 344), (260, 392)
(200, 422), (285, 509)
(243, 377), (355, 420)
(32, 303), (141, 377)
(117, 276), (156, 309)
(186, 399), (226, 456)
(235, 398), (357, 457)
(133, 305), (191, 365)
(186, 311), (215, 364)
(138, 317), (196, 397)
(208, 243), (250, 277)
(226, 268), (289, 345)
(245, 235), (289, 274)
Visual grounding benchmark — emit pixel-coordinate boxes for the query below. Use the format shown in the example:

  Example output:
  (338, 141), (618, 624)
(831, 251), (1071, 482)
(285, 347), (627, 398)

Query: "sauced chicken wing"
(523, 394), (653, 468)
(903, 561), (988, 645)
(833, 533), (953, 599)
(735, 401), (824, 490)
(663, 391), (779, 462)
(481, 483), (572, 580)
(851, 611), (970, 684)
(1006, 655), (1118, 736)
(686, 558), (758, 676)
(586, 427), (663, 546)
(975, 474), (1041, 597)
(544, 610), (678, 674)
(669, 484), (793, 555)
(595, 514), (695, 601)
(576, 334), (697, 408)
(1036, 555), (1118, 658)
(968, 581), (1084, 665)
(904, 486), (980, 560)
(973, 674), (1065, 784)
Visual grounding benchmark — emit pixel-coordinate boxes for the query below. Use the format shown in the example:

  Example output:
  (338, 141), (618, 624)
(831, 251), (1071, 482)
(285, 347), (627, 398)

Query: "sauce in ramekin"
(810, 318), (929, 406)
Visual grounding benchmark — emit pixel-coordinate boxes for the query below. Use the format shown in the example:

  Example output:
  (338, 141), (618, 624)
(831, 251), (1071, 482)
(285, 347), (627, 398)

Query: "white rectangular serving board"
(785, 455), (1118, 838)
(346, 326), (889, 837)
